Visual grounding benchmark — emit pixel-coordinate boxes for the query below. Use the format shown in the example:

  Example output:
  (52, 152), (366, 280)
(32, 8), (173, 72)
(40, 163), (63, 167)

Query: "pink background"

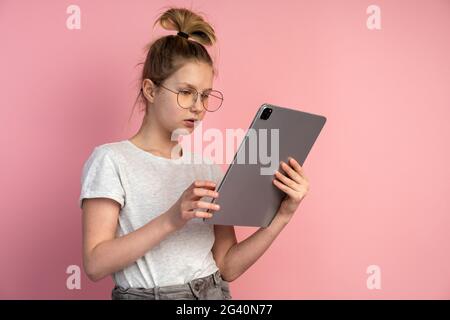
(1, 0), (449, 299)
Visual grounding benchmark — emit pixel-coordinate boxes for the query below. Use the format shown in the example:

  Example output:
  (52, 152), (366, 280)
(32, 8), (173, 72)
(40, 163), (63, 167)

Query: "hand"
(166, 180), (221, 230)
(272, 157), (310, 224)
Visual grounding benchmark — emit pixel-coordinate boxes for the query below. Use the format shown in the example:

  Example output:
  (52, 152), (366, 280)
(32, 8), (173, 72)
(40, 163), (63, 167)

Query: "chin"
(171, 126), (193, 137)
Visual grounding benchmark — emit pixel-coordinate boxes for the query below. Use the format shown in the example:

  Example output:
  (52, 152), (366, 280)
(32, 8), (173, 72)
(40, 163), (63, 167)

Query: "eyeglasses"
(157, 83), (224, 112)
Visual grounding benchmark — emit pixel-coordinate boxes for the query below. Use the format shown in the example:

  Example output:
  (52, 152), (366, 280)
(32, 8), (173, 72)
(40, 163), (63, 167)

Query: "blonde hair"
(128, 7), (217, 122)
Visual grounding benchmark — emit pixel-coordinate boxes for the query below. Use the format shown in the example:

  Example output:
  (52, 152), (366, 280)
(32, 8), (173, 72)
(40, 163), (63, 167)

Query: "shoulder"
(89, 140), (128, 163)
(82, 141), (129, 174)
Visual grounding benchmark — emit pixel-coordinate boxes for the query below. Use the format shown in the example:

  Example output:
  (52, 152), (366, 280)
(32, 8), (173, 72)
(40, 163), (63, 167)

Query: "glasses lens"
(176, 88), (224, 111)
(202, 90), (223, 112)
(177, 89), (196, 109)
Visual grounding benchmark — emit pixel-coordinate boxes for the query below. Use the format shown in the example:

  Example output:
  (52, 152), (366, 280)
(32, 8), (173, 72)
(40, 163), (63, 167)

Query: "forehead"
(169, 61), (214, 90)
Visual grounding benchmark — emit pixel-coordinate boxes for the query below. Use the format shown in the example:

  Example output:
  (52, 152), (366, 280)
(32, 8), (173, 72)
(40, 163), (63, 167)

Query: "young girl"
(79, 7), (310, 300)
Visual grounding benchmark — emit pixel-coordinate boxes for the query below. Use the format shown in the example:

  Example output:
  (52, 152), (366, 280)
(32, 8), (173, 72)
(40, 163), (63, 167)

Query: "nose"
(190, 93), (204, 113)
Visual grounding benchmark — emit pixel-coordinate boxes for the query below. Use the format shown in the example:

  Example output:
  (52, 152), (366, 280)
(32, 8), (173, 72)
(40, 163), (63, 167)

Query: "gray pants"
(111, 270), (232, 300)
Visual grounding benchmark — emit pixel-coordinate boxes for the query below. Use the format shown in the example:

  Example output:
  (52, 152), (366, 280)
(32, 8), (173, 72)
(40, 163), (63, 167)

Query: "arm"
(82, 180), (220, 282)
(215, 213), (289, 282)
(82, 198), (178, 282)
(214, 157), (309, 282)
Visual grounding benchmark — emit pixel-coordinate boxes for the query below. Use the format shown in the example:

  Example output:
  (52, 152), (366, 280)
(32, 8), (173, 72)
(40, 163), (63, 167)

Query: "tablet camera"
(260, 107), (272, 120)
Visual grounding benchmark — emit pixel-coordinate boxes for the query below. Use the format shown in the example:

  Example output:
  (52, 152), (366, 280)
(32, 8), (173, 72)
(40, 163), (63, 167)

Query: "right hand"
(166, 180), (220, 230)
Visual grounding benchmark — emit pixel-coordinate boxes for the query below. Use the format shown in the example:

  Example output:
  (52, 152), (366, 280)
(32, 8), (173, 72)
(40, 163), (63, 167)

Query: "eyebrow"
(177, 82), (212, 91)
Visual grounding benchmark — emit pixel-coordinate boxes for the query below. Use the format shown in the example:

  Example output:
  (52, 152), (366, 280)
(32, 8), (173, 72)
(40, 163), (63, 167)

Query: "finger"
(188, 200), (221, 212)
(192, 187), (219, 200)
(274, 170), (301, 192)
(187, 210), (214, 219)
(280, 161), (303, 184)
(287, 157), (306, 178)
(190, 180), (217, 190)
(196, 211), (214, 219)
(273, 178), (298, 198)
(286, 158), (309, 185)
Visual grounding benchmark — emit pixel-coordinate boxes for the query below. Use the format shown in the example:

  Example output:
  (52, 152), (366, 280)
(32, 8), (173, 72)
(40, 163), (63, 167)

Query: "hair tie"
(177, 31), (189, 39)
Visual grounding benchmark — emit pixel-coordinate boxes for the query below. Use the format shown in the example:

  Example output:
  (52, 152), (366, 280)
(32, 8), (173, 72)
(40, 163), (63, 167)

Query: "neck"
(129, 112), (182, 159)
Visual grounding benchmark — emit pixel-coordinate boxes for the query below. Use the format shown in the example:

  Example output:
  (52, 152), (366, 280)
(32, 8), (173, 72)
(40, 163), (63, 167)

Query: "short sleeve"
(79, 146), (125, 209)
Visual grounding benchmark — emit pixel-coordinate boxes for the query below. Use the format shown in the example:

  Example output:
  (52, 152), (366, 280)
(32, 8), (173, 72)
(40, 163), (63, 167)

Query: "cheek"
(157, 97), (184, 125)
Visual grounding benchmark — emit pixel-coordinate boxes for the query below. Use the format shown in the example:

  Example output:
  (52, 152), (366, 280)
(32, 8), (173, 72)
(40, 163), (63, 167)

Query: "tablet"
(203, 103), (327, 228)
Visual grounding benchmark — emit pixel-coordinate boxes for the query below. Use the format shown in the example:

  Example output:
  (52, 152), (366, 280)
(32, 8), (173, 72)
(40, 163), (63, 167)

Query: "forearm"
(222, 212), (289, 282)
(84, 211), (178, 281)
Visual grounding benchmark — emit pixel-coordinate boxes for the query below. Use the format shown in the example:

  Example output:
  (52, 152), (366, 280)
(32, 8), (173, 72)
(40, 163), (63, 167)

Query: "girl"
(79, 7), (310, 300)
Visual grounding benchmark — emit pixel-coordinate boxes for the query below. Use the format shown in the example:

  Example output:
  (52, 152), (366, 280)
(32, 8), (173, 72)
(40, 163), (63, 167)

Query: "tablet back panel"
(204, 103), (326, 227)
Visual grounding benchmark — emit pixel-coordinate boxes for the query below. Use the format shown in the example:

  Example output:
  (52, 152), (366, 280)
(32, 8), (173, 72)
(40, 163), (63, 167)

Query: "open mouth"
(183, 119), (197, 127)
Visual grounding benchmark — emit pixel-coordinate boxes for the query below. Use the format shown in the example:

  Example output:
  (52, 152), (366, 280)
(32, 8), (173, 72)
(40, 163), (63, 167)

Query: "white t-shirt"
(79, 139), (224, 288)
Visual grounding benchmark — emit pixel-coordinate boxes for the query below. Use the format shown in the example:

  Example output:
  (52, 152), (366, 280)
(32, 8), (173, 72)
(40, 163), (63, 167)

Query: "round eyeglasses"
(157, 83), (224, 112)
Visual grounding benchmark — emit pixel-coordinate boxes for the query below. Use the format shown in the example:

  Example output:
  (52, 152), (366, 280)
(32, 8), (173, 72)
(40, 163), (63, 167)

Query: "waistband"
(112, 269), (223, 300)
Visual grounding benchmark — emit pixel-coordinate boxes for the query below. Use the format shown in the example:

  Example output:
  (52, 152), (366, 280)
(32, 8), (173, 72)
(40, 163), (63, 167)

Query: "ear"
(141, 78), (158, 103)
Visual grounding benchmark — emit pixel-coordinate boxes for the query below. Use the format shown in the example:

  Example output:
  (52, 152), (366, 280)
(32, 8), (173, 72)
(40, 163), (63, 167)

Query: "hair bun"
(155, 7), (216, 46)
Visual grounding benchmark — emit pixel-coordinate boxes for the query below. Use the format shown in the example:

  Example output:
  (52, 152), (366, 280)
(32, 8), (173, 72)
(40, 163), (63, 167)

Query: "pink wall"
(1, 0), (449, 299)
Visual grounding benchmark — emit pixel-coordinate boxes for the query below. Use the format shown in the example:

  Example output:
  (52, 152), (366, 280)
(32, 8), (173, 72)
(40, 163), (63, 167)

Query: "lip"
(183, 119), (196, 128)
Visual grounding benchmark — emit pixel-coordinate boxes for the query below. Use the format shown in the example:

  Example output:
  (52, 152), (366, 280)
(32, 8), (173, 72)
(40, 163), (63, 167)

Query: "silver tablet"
(204, 103), (327, 228)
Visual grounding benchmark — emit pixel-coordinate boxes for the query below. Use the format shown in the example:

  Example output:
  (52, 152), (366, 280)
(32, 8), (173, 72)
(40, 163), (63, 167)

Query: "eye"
(179, 89), (193, 96)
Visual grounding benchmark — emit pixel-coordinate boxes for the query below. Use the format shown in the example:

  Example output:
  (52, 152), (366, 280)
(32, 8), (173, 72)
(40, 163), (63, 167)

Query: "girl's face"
(149, 61), (214, 135)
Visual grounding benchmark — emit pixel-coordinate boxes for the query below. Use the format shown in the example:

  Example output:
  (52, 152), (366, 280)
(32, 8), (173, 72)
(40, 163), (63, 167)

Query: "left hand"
(272, 156), (310, 223)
